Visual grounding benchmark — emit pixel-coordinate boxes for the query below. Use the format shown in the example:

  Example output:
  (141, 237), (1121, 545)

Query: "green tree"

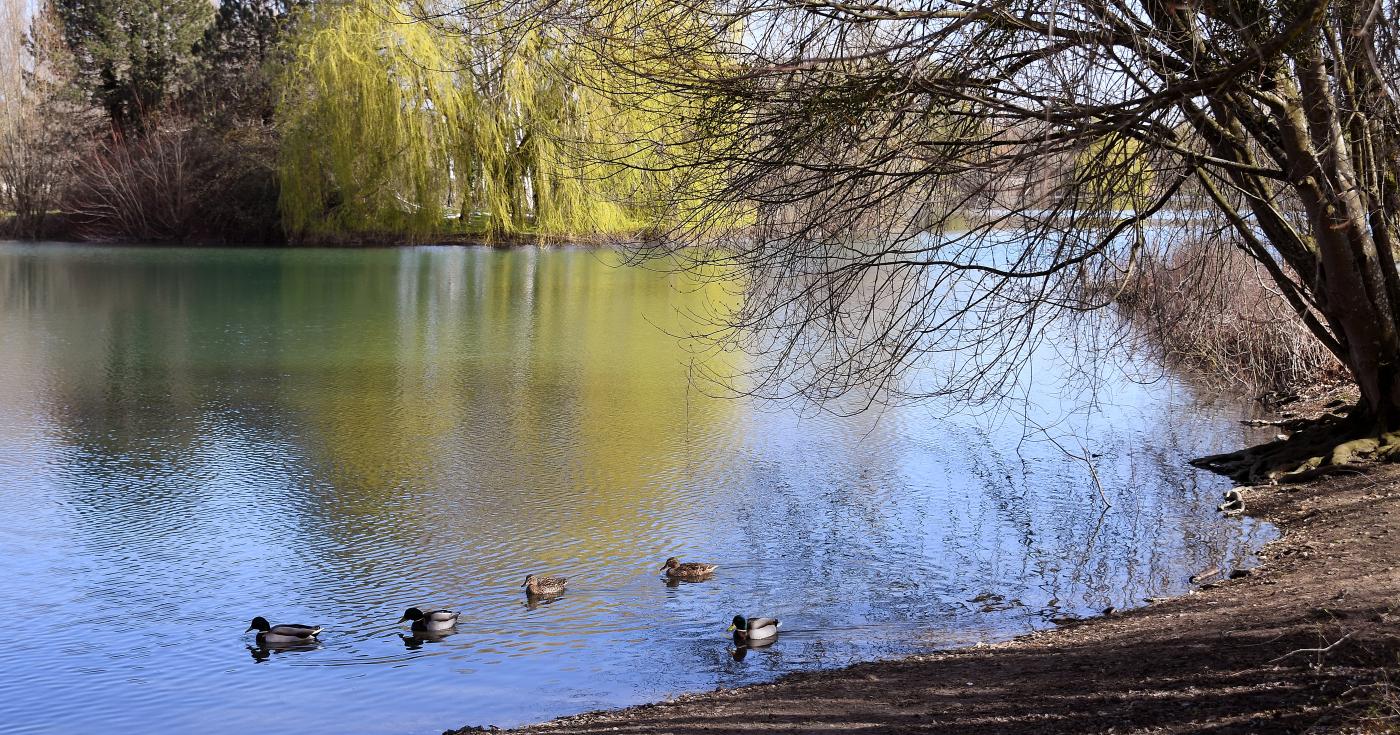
(53, 0), (213, 131)
(191, 0), (298, 124)
(275, 0), (716, 241)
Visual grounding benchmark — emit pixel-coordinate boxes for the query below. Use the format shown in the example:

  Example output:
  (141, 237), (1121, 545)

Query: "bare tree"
(0, 0), (20, 114)
(485, 0), (1400, 480)
(0, 0), (27, 225)
(0, 2), (82, 238)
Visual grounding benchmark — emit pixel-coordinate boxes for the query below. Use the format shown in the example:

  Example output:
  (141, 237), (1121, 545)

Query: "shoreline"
(453, 462), (1400, 734)
(0, 217), (655, 249)
(0, 234), (623, 249)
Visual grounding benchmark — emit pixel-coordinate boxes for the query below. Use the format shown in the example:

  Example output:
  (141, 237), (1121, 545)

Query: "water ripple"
(0, 244), (1273, 735)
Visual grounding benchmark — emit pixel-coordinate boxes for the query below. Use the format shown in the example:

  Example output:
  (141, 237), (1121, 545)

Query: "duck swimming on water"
(245, 616), (321, 646)
(661, 557), (717, 580)
(522, 573), (568, 596)
(397, 607), (460, 633)
(728, 615), (780, 645)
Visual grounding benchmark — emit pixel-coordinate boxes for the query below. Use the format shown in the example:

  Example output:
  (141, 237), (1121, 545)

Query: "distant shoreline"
(0, 230), (631, 250)
(0, 213), (654, 249)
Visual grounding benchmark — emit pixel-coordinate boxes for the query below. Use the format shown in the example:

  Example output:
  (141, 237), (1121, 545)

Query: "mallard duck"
(245, 616), (321, 646)
(661, 557), (717, 580)
(397, 607), (460, 632)
(522, 573), (568, 596)
(728, 615), (779, 644)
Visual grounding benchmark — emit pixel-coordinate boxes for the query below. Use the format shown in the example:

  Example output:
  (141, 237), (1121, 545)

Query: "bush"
(62, 119), (281, 243)
(0, 114), (73, 238)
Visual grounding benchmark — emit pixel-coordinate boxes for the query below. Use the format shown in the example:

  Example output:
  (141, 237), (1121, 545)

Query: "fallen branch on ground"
(1268, 632), (1354, 665)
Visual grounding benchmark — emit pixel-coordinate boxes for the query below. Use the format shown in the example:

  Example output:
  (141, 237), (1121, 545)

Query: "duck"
(397, 607), (460, 632)
(661, 557), (717, 580)
(728, 615), (780, 644)
(522, 573), (568, 596)
(245, 616), (321, 646)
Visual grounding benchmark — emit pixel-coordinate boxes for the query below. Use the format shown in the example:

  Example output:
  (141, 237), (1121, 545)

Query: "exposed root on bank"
(1191, 407), (1400, 484)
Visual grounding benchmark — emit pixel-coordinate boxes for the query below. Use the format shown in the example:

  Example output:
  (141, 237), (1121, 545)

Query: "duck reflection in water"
(523, 594), (563, 611)
(731, 636), (778, 662)
(247, 640), (320, 663)
(662, 575), (713, 589)
(399, 629), (453, 651)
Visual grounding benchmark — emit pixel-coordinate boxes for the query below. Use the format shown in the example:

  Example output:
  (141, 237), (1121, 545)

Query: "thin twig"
(1081, 442), (1112, 508)
(1268, 632), (1354, 664)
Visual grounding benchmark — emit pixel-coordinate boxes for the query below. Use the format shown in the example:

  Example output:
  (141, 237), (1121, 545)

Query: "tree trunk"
(1201, 56), (1400, 437)
(1291, 53), (1400, 431)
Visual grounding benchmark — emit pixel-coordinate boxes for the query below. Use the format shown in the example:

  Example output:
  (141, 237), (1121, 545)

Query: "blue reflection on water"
(0, 244), (1270, 734)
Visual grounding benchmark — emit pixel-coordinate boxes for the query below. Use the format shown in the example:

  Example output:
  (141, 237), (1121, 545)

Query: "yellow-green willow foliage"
(276, 0), (709, 241)
(1076, 135), (1155, 211)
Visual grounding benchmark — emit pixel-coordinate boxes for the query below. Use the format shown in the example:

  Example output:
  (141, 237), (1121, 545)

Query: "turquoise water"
(0, 244), (1271, 734)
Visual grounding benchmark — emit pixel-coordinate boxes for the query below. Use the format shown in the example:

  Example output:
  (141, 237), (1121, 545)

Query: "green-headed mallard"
(522, 573), (568, 596)
(728, 615), (779, 644)
(661, 557), (717, 580)
(245, 616), (321, 646)
(397, 607), (460, 632)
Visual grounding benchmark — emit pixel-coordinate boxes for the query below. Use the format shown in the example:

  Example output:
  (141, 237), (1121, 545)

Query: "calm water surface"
(0, 244), (1271, 734)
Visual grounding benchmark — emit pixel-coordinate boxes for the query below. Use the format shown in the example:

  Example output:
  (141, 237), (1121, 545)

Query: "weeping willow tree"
(1076, 136), (1155, 212)
(276, 0), (703, 241)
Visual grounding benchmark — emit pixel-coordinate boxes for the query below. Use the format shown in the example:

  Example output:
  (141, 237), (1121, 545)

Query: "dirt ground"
(452, 458), (1400, 734)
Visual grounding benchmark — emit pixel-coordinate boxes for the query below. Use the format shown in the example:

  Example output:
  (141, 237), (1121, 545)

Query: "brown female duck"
(661, 557), (717, 580)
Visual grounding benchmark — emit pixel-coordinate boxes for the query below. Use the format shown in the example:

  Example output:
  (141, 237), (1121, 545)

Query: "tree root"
(1192, 410), (1399, 484)
(1240, 411), (1348, 431)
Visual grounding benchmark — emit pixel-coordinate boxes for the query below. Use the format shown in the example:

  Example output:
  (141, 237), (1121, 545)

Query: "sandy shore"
(451, 461), (1400, 734)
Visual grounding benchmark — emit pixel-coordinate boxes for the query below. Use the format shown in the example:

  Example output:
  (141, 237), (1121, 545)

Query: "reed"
(1114, 241), (1346, 397)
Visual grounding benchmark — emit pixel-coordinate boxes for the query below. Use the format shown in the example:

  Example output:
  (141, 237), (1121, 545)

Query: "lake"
(0, 244), (1272, 734)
